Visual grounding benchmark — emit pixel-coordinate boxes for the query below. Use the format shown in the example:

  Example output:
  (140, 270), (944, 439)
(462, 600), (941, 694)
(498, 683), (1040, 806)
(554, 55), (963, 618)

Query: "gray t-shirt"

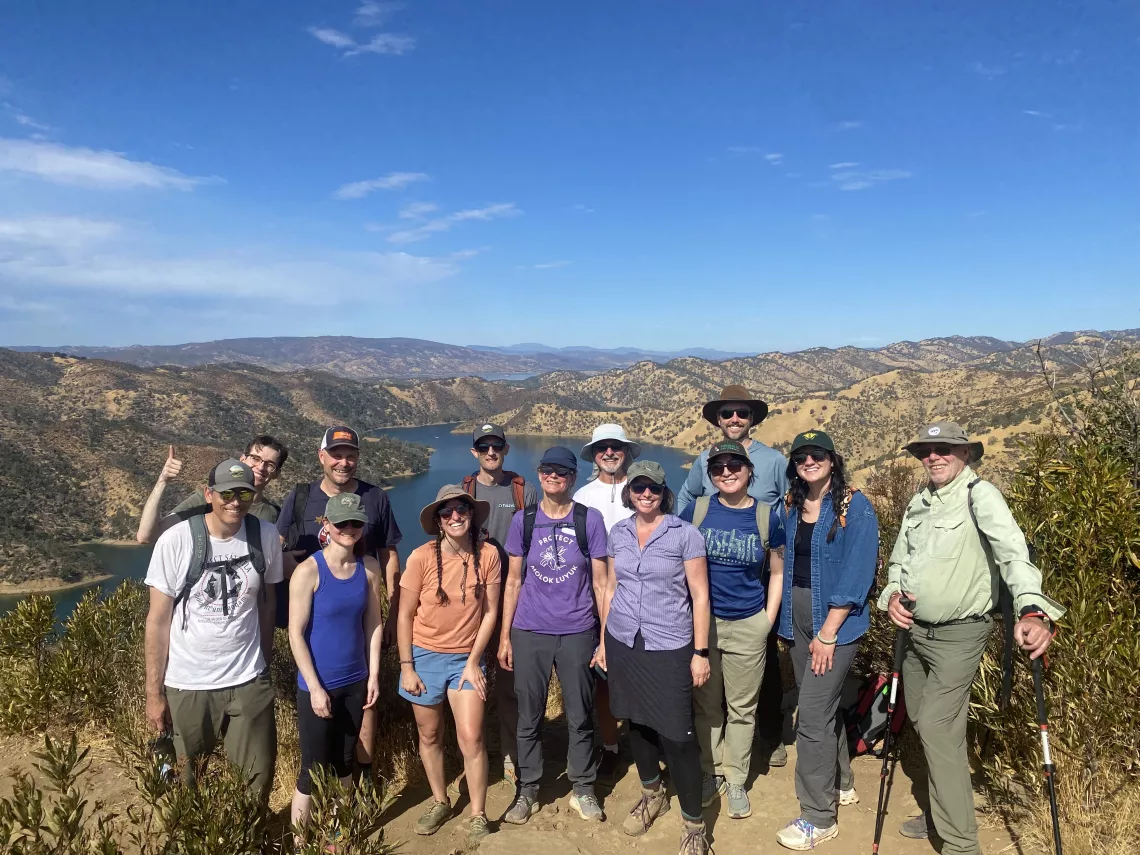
(469, 476), (538, 550)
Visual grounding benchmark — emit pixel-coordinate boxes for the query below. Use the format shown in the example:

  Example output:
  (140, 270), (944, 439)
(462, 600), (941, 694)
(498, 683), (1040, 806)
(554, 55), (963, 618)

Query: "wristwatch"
(694, 648), (710, 658)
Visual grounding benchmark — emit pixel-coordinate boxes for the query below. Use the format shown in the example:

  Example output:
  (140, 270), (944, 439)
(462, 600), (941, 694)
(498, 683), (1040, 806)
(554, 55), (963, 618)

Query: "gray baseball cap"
(626, 460), (667, 485)
(324, 493), (369, 525)
(208, 458), (255, 493)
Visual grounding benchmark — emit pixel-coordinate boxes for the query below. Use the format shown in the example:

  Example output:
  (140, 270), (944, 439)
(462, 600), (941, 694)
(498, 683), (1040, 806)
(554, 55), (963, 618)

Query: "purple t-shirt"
(505, 504), (609, 635)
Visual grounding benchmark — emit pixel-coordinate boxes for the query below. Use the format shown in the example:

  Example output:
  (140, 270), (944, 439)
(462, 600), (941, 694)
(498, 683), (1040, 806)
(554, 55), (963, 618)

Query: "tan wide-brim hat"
(701, 384), (770, 425)
(903, 421), (985, 463)
(419, 484), (491, 536)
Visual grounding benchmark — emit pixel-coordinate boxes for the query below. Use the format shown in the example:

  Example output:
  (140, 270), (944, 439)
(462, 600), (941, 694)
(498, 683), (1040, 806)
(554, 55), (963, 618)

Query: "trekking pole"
(1031, 656), (1063, 855)
(872, 594), (913, 855)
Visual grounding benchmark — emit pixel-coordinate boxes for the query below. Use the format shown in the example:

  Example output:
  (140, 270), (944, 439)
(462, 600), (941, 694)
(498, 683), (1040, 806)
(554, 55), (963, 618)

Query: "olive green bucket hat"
(904, 421), (984, 463)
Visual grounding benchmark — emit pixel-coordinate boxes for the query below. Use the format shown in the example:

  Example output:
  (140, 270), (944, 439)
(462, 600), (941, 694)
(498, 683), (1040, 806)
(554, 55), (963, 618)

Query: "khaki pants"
(693, 609), (771, 785)
(902, 618), (991, 855)
(167, 672), (277, 804)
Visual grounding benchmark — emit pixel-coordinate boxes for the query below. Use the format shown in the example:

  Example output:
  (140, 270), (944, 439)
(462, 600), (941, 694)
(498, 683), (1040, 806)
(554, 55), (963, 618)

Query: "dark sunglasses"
(216, 488), (255, 503)
(438, 504), (472, 520)
(538, 464), (573, 478)
(792, 449), (830, 465)
(719, 406), (752, 421)
(708, 459), (747, 477)
(474, 440), (506, 453)
(912, 443), (956, 459)
(593, 442), (626, 455)
(332, 519), (365, 531)
(629, 481), (665, 495)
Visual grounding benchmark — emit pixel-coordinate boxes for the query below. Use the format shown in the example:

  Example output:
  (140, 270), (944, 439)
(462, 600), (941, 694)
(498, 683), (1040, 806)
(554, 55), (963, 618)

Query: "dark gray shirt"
(470, 477), (538, 548)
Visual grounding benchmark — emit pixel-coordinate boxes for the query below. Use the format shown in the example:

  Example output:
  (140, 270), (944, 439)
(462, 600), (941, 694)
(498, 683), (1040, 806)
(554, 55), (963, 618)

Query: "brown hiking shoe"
(679, 819), (711, 854)
(622, 786), (670, 837)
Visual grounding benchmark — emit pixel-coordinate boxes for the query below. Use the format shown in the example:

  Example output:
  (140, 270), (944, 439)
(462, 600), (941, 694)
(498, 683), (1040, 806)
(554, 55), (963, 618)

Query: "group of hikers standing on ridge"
(139, 384), (1063, 855)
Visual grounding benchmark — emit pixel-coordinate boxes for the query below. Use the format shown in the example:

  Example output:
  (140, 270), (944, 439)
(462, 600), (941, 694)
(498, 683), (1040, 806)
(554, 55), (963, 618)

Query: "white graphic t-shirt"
(146, 518), (284, 690)
(573, 477), (633, 533)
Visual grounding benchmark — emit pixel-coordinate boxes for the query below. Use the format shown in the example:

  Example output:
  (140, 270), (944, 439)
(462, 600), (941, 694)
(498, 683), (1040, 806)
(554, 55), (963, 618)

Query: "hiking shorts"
(398, 645), (484, 706)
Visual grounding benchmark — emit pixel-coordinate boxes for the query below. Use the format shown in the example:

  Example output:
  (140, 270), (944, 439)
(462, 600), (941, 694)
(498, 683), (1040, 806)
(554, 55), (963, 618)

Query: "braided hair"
(784, 449), (853, 542)
(433, 500), (485, 606)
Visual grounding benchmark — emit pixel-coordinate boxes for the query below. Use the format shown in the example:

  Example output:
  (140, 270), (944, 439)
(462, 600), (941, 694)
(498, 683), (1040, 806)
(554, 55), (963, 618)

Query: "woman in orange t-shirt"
(397, 484), (501, 846)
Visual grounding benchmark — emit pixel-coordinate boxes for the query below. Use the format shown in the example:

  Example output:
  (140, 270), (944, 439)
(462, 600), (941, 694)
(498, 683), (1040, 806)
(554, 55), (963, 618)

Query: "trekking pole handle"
(1031, 656), (1048, 727)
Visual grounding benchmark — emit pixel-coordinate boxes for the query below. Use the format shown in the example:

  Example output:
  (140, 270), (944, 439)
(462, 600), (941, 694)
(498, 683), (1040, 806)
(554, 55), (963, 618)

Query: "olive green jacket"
(877, 466), (1065, 624)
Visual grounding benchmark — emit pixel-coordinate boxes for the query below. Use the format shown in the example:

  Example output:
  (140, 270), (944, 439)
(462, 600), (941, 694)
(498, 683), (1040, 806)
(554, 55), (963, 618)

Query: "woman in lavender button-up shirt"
(594, 460), (713, 855)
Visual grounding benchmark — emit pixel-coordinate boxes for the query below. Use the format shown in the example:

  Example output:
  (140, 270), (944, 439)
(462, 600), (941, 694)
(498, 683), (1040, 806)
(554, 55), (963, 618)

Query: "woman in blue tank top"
(288, 493), (384, 837)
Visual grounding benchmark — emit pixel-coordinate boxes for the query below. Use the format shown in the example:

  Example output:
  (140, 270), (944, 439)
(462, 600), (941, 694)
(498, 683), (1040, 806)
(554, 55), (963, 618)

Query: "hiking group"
(140, 386), (1064, 855)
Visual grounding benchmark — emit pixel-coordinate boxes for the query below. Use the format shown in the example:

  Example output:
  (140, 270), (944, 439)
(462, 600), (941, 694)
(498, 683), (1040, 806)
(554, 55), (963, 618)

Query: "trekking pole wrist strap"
(1019, 609), (1057, 636)
(816, 633), (837, 645)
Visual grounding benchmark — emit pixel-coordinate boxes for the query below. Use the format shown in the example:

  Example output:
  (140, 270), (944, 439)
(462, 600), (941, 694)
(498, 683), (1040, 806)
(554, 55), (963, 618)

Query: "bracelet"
(399, 659), (415, 665)
(816, 633), (837, 645)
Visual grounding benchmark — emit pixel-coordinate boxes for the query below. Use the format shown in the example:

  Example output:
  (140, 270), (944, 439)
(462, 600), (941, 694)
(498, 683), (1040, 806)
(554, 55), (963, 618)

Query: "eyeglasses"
(912, 443), (956, 459)
(792, 449), (830, 465)
(216, 488), (255, 503)
(333, 519), (365, 531)
(719, 406), (752, 421)
(538, 465), (573, 478)
(244, 453), (278, 473)
(629, 481), (665, 495)
(593, 442), (626, 455)
(474, 440), (506, 453)
(438, 505), (471, 520)
(708, 459), (747, 477)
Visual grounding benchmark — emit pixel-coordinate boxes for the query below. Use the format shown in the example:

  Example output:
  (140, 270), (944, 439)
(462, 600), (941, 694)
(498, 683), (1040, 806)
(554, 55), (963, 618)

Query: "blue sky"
(1, 1), (1137, 352)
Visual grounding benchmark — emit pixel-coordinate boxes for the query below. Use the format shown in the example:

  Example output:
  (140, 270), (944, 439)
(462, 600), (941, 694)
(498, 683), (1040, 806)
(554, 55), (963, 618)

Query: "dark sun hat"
(904, 421), (984, 462)
(702, 384), (770, 426)
(419, 484), (490, 536)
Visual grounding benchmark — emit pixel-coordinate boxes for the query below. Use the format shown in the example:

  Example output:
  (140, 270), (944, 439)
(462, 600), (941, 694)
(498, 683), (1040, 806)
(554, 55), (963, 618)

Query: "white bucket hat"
(580, 423), (642, 461)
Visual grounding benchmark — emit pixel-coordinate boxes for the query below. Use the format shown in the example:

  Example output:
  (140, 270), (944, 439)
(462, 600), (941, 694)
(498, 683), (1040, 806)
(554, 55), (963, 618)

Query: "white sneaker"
(839, 788), (858, 806)
(776, 818), (839, 850)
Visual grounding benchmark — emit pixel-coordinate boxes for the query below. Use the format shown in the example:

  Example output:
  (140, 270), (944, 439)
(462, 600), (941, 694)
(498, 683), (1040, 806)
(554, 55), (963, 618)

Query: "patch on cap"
(339, 495), (355, 506)
(332, 430), (354, 441)
(802, 431), (818, 439)
(928, 426), (941, 436)
(228, 464), (245, 479)
(482, 424), (493, 431)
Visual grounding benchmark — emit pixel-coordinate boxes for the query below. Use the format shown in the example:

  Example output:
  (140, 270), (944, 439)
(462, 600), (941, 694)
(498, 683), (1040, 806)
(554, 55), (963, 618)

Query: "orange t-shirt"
(400, 540), (501, 654)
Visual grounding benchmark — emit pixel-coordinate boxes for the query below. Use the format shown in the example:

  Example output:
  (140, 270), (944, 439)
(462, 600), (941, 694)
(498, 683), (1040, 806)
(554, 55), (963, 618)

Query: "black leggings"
(296, 679), (367, 795)
(628, 720), (703, 821)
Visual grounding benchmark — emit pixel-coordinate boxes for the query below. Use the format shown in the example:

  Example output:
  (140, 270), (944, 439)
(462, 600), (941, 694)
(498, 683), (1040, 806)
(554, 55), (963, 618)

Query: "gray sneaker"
(766, 742), (788, 767)
(503, 792), (539, 825)
(701, 773), (726, 807)
(899, 812), (933, 839)
(414, 799), (451, 835)
(725, 782), (751, 819)
(569, 793), (604, 822)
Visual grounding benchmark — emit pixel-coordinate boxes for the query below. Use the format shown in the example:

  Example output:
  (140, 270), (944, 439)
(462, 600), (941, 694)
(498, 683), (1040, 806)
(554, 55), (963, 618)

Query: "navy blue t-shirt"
(276, 479), (402, 560)
(680, 496), (785, 620)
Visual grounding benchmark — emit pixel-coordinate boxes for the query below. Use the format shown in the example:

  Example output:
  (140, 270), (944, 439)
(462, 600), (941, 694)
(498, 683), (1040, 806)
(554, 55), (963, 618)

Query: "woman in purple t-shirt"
(498, 446), (609, 826)
(595, 460), (713, 855)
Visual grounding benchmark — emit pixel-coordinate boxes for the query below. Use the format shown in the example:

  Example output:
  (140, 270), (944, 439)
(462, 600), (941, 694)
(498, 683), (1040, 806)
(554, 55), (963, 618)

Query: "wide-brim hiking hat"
(904, 421), (984, 463)
(790, 430), (836, 454)
(419, 484), (490, 536)
(580, 423), (642, 461)
(324, 492), (369, 525)
(208, 458), (255, 493)
(626, 460), (667, 485)
(702, 384), (770, 426)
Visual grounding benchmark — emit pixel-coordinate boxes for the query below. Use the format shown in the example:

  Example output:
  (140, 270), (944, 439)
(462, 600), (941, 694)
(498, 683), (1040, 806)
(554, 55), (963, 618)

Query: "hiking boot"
(679, 819), (710, 855)
(467, 813), (490, 846)
(622, 786), (670, 837)
(838, 787), (858, 806)
(598, 747), (620, 782)
(766, 742), (788, 767)
(725, 782), (751, 819)
(700, 773), (726, 807)
(569, 793), (604, 822)
(414, 799), (451, 836)
(776, 818), (838, 850)
(502, 792), (539, 825)
(899, 812), (934, 839)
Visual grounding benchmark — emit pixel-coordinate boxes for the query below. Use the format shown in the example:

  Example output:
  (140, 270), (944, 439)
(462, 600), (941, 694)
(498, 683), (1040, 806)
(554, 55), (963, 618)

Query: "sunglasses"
(438, 504), (472, 520)
(216, 488), (255, 503)
(332, 519), (365, 531)
(708, 459), (747, 477)
(719, 406), (752, 421)
(629, 481), (665, 495)
(474, 440), (506, 453)
(593, 442), (626, 455)
(538, 465), (574, 478)
(913, 443), (956, 459)
(792, 449), (830, 465)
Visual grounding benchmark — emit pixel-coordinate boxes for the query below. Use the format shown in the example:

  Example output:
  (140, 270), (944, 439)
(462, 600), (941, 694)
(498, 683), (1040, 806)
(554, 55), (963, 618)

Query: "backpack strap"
(244, 515), (266, 601)
(691, 495), (712, 529)
(461, 474), (477, 495)
(573, 502), (591, 560)
(755, 500), (771, 550)
(286, 482), (310, 551)
(521, 503), (539, 556)
(506, 471), (527, 512)
(174, 515), (211, 630)
(967, 477), (1015, 710)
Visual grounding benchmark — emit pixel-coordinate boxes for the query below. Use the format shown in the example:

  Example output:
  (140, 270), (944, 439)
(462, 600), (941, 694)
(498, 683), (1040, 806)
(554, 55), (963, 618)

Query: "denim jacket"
(777, 490), (879, 646)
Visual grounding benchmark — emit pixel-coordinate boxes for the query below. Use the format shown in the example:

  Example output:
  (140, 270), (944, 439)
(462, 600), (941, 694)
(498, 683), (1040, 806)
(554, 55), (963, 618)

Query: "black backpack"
(173, 514), (266, 629)
(521, 502), (592, 559)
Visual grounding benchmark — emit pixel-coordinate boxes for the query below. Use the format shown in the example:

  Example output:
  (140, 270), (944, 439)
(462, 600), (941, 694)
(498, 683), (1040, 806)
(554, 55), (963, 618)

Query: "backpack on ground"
(462, 470), (527, 514)
(844, 672), (908, 757)
(173, 514), (266, 629)
(521, 502), (591, 559)
(691, 495), (772, 560)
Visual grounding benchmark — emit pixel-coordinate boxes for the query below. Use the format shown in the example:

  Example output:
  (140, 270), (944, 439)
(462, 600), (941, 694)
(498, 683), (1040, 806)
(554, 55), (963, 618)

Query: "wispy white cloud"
(518, 260), (570, 270)
(0, 137), (213, 190)
(830, 168), (912, 191)
(387, 202), (521, 244)
(569, 203), (594, 214)
(398, 201), (439, 219)
(764, 153), (784, 165)
(835, 120), (863, 131)
(829, 161), (859, 169)
(1022, 109), (1053, 118)
(354, 1), (404, 27)
(345, 33), (416, 56)
(970, 61), (1006, 78)
(0, 216), (122, 247)
(13, 113), (49, 132)
(309, 27), (356, 49)
(308, 3), (415, 58)
(333, 171), (429, 200)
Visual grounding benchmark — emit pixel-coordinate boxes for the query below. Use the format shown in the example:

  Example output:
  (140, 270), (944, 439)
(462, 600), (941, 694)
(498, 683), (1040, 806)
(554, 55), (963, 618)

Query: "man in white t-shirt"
(144, 458), (284, 802)
(571, 423), (641, 779)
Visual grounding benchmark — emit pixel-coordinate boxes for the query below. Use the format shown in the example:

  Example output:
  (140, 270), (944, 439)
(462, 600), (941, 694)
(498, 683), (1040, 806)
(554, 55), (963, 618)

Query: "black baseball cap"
(472, 423), (506, 444)
(539, 446), (578, 471)
(321, 426), (360, 451)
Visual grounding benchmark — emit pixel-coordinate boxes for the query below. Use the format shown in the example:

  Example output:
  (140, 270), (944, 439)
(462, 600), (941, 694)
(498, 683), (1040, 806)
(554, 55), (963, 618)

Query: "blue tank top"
(299, 552), (369, 691)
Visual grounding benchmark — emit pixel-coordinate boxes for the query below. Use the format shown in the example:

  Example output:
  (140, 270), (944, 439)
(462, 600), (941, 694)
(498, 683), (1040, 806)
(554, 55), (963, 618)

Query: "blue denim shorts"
(397, 645), (484, 706)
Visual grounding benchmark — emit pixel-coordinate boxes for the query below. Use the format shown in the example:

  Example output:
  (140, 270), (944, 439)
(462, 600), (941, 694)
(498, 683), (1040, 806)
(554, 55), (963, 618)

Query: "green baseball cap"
(324, 493), (369, 525)
(708, 439), (751, 463)
(790, 430), (835, 453)
(626, 460), (667, 485)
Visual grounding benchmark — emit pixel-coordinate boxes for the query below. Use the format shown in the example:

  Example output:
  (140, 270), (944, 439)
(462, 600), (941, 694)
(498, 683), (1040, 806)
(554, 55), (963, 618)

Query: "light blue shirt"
(675, 438), (789, 514)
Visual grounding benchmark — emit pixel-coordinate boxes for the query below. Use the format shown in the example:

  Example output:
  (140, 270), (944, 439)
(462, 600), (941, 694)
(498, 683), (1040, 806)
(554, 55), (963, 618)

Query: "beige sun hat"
(418, 484), (491, 536)
(903, 421), (984, 462)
